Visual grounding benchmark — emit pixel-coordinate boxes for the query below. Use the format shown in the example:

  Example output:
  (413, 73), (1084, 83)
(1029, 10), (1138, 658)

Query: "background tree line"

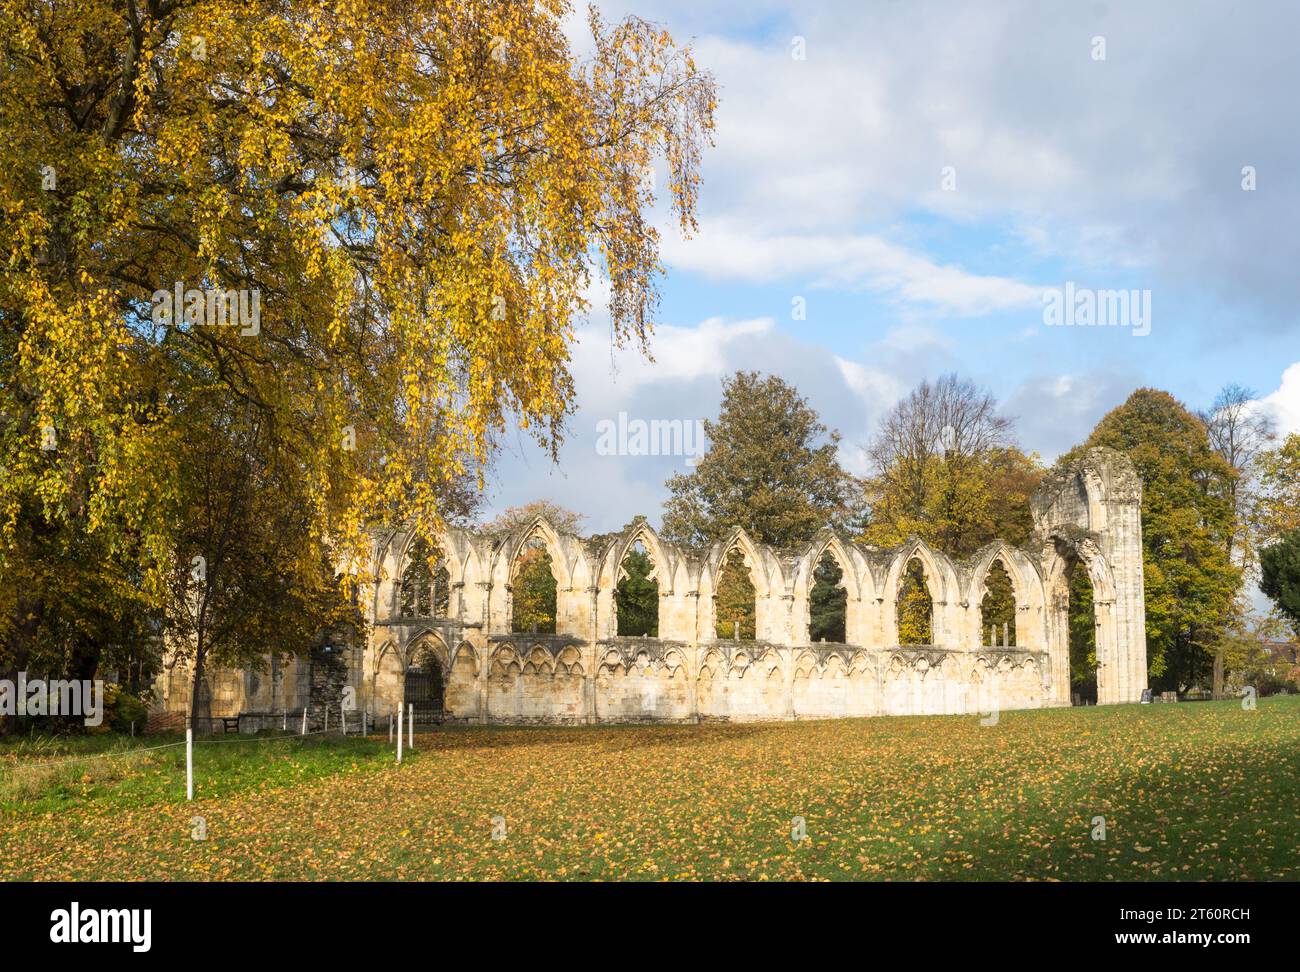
(649, 370), (1299, 699)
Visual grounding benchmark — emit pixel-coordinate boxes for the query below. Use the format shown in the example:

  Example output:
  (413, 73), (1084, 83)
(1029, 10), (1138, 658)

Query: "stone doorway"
(404, 654), (446, 722)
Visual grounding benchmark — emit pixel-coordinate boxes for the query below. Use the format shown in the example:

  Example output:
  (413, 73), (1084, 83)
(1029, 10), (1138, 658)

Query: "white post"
(324, 708), (329, 733)
(396, 704), (403, 763)
(388, 712), (393, 742)
(282, 711), (287, 732)
(186, 727), (194, 801)
(130, 721), (135, 738)
(340, 703), (346, 736)
(408, 703), (414, 750)
(301, 708), (307, 735)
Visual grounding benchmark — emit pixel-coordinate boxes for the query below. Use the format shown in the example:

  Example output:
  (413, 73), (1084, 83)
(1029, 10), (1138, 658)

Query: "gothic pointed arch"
(407, 629), (451, 671)
(614, 536), (660, 637)
(968, 541), (1040, 605)
(510, 535), (559, 635)
(808, 548), (849, 644)
(800, 532), (864, 602)
(885, 538), (952, 606)
(610, 519), (672, 592)
(969, 541), (1040, 648)
(711, 528), (773, 597)
(396, 533), (452, 619)
(505, 515), (572, 586)
(450, 641), (479, 677)
(402, 631), (449, 715)
(712, 543), (759, 641)
(372, 639), (400, 675)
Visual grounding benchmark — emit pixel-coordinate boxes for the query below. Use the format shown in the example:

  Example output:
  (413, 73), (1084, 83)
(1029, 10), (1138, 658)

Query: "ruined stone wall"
(360, 447), (1147, 724)
(153, 651), (317, 726)
(153, 448), (1146, 726)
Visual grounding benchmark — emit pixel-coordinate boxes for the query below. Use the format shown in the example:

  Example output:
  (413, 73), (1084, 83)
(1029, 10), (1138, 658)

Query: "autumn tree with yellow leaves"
(0, 0), (715, 720)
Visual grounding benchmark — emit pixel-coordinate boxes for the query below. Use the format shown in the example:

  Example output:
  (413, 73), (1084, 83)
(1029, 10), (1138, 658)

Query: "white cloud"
(626, 0), (1300, 321)
(1259, 362), (1300, 437)
(476, 0), (1300, 528)
(661, 220), (1043, 316)
(482, 308), (1134, 528)
(835, 356), (901, 406)
(568, 314), (773, 396)
(1001, 369), (1139, 463)
(482, 315), (781, 530)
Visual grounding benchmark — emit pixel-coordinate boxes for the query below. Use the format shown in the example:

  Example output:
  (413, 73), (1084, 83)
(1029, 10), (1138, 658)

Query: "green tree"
(895, 559), (933, 645)
(615, 547), (658, 637)
(1068, 567), (1097, 702)
(979, 559), (1016, 646)
(162, 396), (357, 723)
(0, 511), (157, 731)
(714, 549), (756, 640)
(511, 540), (557, 635)
(1063, 389), (1240, 693)
(1260, 529), (1300, 635)
(662, 372), (862, 548)
(488, 501), (580, 636)
(809, 552), (847, 643)
(1219, 608), (1298, 696)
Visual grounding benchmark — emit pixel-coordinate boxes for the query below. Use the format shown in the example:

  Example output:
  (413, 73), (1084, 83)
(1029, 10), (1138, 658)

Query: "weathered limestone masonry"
(154, 634), (357, 729)
(362, 447), (1148, 724)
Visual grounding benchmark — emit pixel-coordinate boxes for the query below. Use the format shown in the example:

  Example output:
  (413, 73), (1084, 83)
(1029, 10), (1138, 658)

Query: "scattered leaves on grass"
(1, 699), (1298, 881)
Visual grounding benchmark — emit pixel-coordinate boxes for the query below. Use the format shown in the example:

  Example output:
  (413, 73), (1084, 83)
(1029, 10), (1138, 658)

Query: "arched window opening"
(512, 537), (557, 634)
(615, 540), (659, 637)
(714, 548), (756, 640)
(979, 559), (1017, 647)
(809, 551), (847, 643)
(1068, 562), (1097, 704)
(896, 557), (933, 645)
(399, 538), (450, 618)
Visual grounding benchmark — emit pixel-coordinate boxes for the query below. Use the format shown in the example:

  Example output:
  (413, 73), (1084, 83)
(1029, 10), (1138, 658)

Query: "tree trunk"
(1, 596), (44, 734)
(189, 642), (207, 734)
(1212, 645), (1225, 700)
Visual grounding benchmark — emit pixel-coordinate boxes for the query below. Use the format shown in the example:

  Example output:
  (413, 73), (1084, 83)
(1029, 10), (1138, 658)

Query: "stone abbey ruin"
(155, 447), (1147, 726)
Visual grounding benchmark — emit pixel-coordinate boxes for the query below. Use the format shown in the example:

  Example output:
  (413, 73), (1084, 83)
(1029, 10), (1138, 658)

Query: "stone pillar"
(1030, 448), (1147, 707)
(783, 646), (795, 721)
(585, 584), (598, 725)
(1103, 495), (1147, 703)
(476, 581), (492, 725)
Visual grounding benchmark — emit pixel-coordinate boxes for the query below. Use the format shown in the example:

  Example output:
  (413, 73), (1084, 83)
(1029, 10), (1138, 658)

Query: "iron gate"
(404, 663), (445, 724)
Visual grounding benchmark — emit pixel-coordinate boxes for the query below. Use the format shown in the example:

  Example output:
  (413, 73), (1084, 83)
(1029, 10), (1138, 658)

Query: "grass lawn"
(1, 697), (1297, 881)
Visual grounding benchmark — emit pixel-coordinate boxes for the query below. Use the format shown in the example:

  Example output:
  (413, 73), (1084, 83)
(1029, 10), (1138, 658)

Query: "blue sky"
(481, 0), (1300, 531)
